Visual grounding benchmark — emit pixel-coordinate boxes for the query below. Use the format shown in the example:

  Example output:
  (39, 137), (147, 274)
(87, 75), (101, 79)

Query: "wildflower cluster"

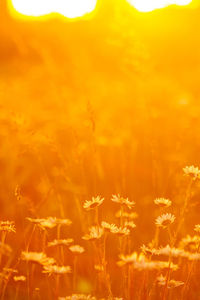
(1, 167), (200, 299)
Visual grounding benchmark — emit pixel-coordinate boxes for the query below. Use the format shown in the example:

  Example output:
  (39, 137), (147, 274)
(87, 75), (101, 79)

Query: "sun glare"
(9, 0), (193, 19)
(10, 0), (97, 18)
(127, 0), (192, 12)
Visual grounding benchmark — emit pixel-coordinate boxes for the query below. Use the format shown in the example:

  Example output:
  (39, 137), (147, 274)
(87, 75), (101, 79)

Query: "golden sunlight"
(127, 0), (192, 12)
(1, 0), (200, 298)
(10, 0), (97, 18)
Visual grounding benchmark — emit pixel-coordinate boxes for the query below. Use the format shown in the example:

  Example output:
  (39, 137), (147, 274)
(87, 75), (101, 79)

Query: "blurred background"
(1, 0), (200, 298)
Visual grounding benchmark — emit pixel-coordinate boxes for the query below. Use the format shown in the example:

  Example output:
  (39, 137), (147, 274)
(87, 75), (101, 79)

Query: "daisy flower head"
(69, 245), (85, 254)
(156, 245), (185, 258)
(111, 194), (135, 209)
(115, 210), (138, 219)
(101, 221), (118, 233)
(155, 213), (175, 228)
(48, 239), (74, 247)
(157, 274), (184, 288)
(179, 235), (200, 251)
(124, 221), (136, 229)
(183, 165), (200, 180)
(94, 264), (104, 272)
(82, 226), (104, 241)
(187, 252), (200, 260)
(0, 221), (16, 233)
(141, 244), (156, 256)
(109, 225), (130, 236)
(13, 275), (26, 282)
(26, 217), (71, 230)
(117, 252), (139, 266)
(154, 198), (172, 208)
(21, 252), (56, 266)
(83, 196), (104, 210)
(43, 265), (71, 275)
(194, 224), (200, 233)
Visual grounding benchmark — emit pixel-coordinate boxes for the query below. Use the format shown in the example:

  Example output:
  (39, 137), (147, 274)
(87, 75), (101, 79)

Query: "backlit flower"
(154, 198), (172, 208)
(117, 252), (140, 266)
(179, 235), (200, 251)
(124, 221), (136, 229)
(26, 217), (71, 229)
(43, 265), (71, 275)
(111, 194), (135, 209)
(48, 239), (74, 247)
(194, 224), (200, 233)
(155, 245), (185, 257)
(110, 226), (130, 236)
(13, 275), (26, 282)
(94, 264), (104, 272)
(83, 196), (104, 210)
(157, 274), (184, 288)
(117, 252), (178, 271)
(115, 210), (138, 219)
(0, 221), (16, 233)
(183, 165), (200, 180)
(155, 213), (175, 228)
(101, 221), (118, 233)
(69, 245), (85, 254)
(141, 245), (156, 256)
(21, 251), (55, 266)
(82, 226), (104, 241)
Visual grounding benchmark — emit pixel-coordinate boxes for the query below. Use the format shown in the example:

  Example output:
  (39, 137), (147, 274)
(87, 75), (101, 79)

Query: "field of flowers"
(1, 0), (200, 299)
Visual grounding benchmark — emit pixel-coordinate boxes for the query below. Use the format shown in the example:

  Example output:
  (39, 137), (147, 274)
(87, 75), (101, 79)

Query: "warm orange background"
(1, 0), (200, 299)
